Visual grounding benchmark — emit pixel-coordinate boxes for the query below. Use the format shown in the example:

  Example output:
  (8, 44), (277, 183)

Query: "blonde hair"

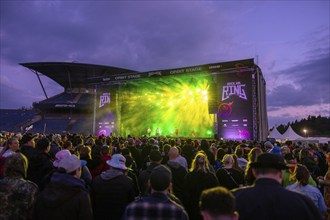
(190, 151), (211, 173)
(222, 154), (234, 165)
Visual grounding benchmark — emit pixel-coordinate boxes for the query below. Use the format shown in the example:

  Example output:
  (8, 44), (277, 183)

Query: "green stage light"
(119, 74), (214, 137)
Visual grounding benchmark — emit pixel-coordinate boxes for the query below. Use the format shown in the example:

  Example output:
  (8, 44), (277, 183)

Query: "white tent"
(269, 127), (283, 139)
(281, 126), (304, 140)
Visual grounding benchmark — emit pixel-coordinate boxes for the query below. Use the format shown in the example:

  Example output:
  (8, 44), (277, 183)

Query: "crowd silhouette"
(0, 131), (329, 220)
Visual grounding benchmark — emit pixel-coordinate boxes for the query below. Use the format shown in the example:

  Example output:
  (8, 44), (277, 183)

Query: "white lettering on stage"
(185, 67), (202, 72)
(115, 75), (127, 80)
(222, 81), (247, 101)
(170, 69), (185, 74)
(99, 93), (110, 108)
(209, 65), (221, 69)
(127, 74), (141, 79)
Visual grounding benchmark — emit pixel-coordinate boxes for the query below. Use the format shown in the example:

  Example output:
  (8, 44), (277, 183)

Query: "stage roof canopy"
(20, 62), (137, 88)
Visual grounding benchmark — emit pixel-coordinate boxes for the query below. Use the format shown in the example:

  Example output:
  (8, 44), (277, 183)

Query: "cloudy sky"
(0, 1), (329, 127)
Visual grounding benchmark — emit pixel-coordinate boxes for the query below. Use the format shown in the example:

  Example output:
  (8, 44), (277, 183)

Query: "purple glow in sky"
(0, 1), (329, 127)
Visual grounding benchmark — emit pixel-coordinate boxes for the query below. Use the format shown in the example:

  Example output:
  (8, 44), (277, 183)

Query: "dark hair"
(63, 141), (72, 149)
(216, 148), (226, 161)
(199, 186), (236, 217)
(36, 137), (50, 151)
(294, 164), (309, 186)
(101, 145), (111, 155)
(235, 146), (243, 157)
(200, 139), (209, 150)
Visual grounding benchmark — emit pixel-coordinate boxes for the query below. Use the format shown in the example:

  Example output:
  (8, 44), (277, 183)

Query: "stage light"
(120, 75), (214, 137)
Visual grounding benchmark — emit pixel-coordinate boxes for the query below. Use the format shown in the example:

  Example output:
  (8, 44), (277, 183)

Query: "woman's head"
(294, 164), (310, 186)
(190, 151), (210, 173)
(222, 154), (234, 166)
(248, 147), (263, 163)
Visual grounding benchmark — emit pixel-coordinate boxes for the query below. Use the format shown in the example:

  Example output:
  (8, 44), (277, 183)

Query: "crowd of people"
(0, 131), (329, 220)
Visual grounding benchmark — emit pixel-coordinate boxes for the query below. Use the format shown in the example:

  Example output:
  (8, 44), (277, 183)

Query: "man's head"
(36, 137), (50, 153)
(21, 133), (36, 147)
(106, 154), (128, 171)
(168, 147), (179, 160)
(149, 165), (172, 192)
(58, 154), (82, 178)
(199, 186), (238, 220)
(149, 150), (162, 163)
(250, 153), (288, 183)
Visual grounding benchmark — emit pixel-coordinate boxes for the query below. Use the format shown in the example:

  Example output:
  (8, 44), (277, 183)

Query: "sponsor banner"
(96, 90), (117, 136)
(217, 69), (253, 140)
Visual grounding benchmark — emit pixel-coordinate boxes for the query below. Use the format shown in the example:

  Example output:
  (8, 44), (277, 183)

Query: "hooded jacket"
(91, 169), (135, 220)
(34, 172), (93, 220)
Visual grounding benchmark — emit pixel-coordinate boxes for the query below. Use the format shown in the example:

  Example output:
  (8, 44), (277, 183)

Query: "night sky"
(0, 1), (329, 128)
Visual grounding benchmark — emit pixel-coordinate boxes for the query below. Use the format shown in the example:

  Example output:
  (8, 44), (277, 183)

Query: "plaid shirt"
(123, 192), (189, 220)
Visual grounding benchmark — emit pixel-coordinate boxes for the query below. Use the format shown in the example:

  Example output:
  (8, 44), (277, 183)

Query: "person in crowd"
(47, 149), (92, 187)
(299, 147), (321, 180)
(282, 152), (316, 187)
(168, 146), (188, 171)
(49, 134), (61, 159)
(263, 141), (274, 153)
(280, 145), (291, 157)
(91, 154), (135, 220)
(214, 148), (226, 171)
(167, 146), (188, 203)
(234, 145), (248, 171)
(199, 186), (238, 220)
(200, 139), (216, 167)
(0, 133), (5, 149)
(34, 154), (92, 220)
(139, 149), (163, 196)
(27, 137), (54, 188)
(123, 165), (188, 220)
(90, 145), (112, 177)
(232, 154), (244, 174)
(181, 139), (196, 169)
(127, 137), (142, 170)
(244, 147), (263, 185)
(121, 148), (141, 196)
(216, 154), (245, 190)
(184, 151), (219, 220)
(0, 153), (39, 220)
(0, 137), (20, 158)
(286, 164), (327, 214)
(20, 133), (37, 159)
(233, 153), (322, 220)
(317, 154), (330, 218)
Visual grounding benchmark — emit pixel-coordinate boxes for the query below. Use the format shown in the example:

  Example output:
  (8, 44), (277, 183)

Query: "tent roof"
(269, 127), (283, 139)
(281, 126), (304, 140)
